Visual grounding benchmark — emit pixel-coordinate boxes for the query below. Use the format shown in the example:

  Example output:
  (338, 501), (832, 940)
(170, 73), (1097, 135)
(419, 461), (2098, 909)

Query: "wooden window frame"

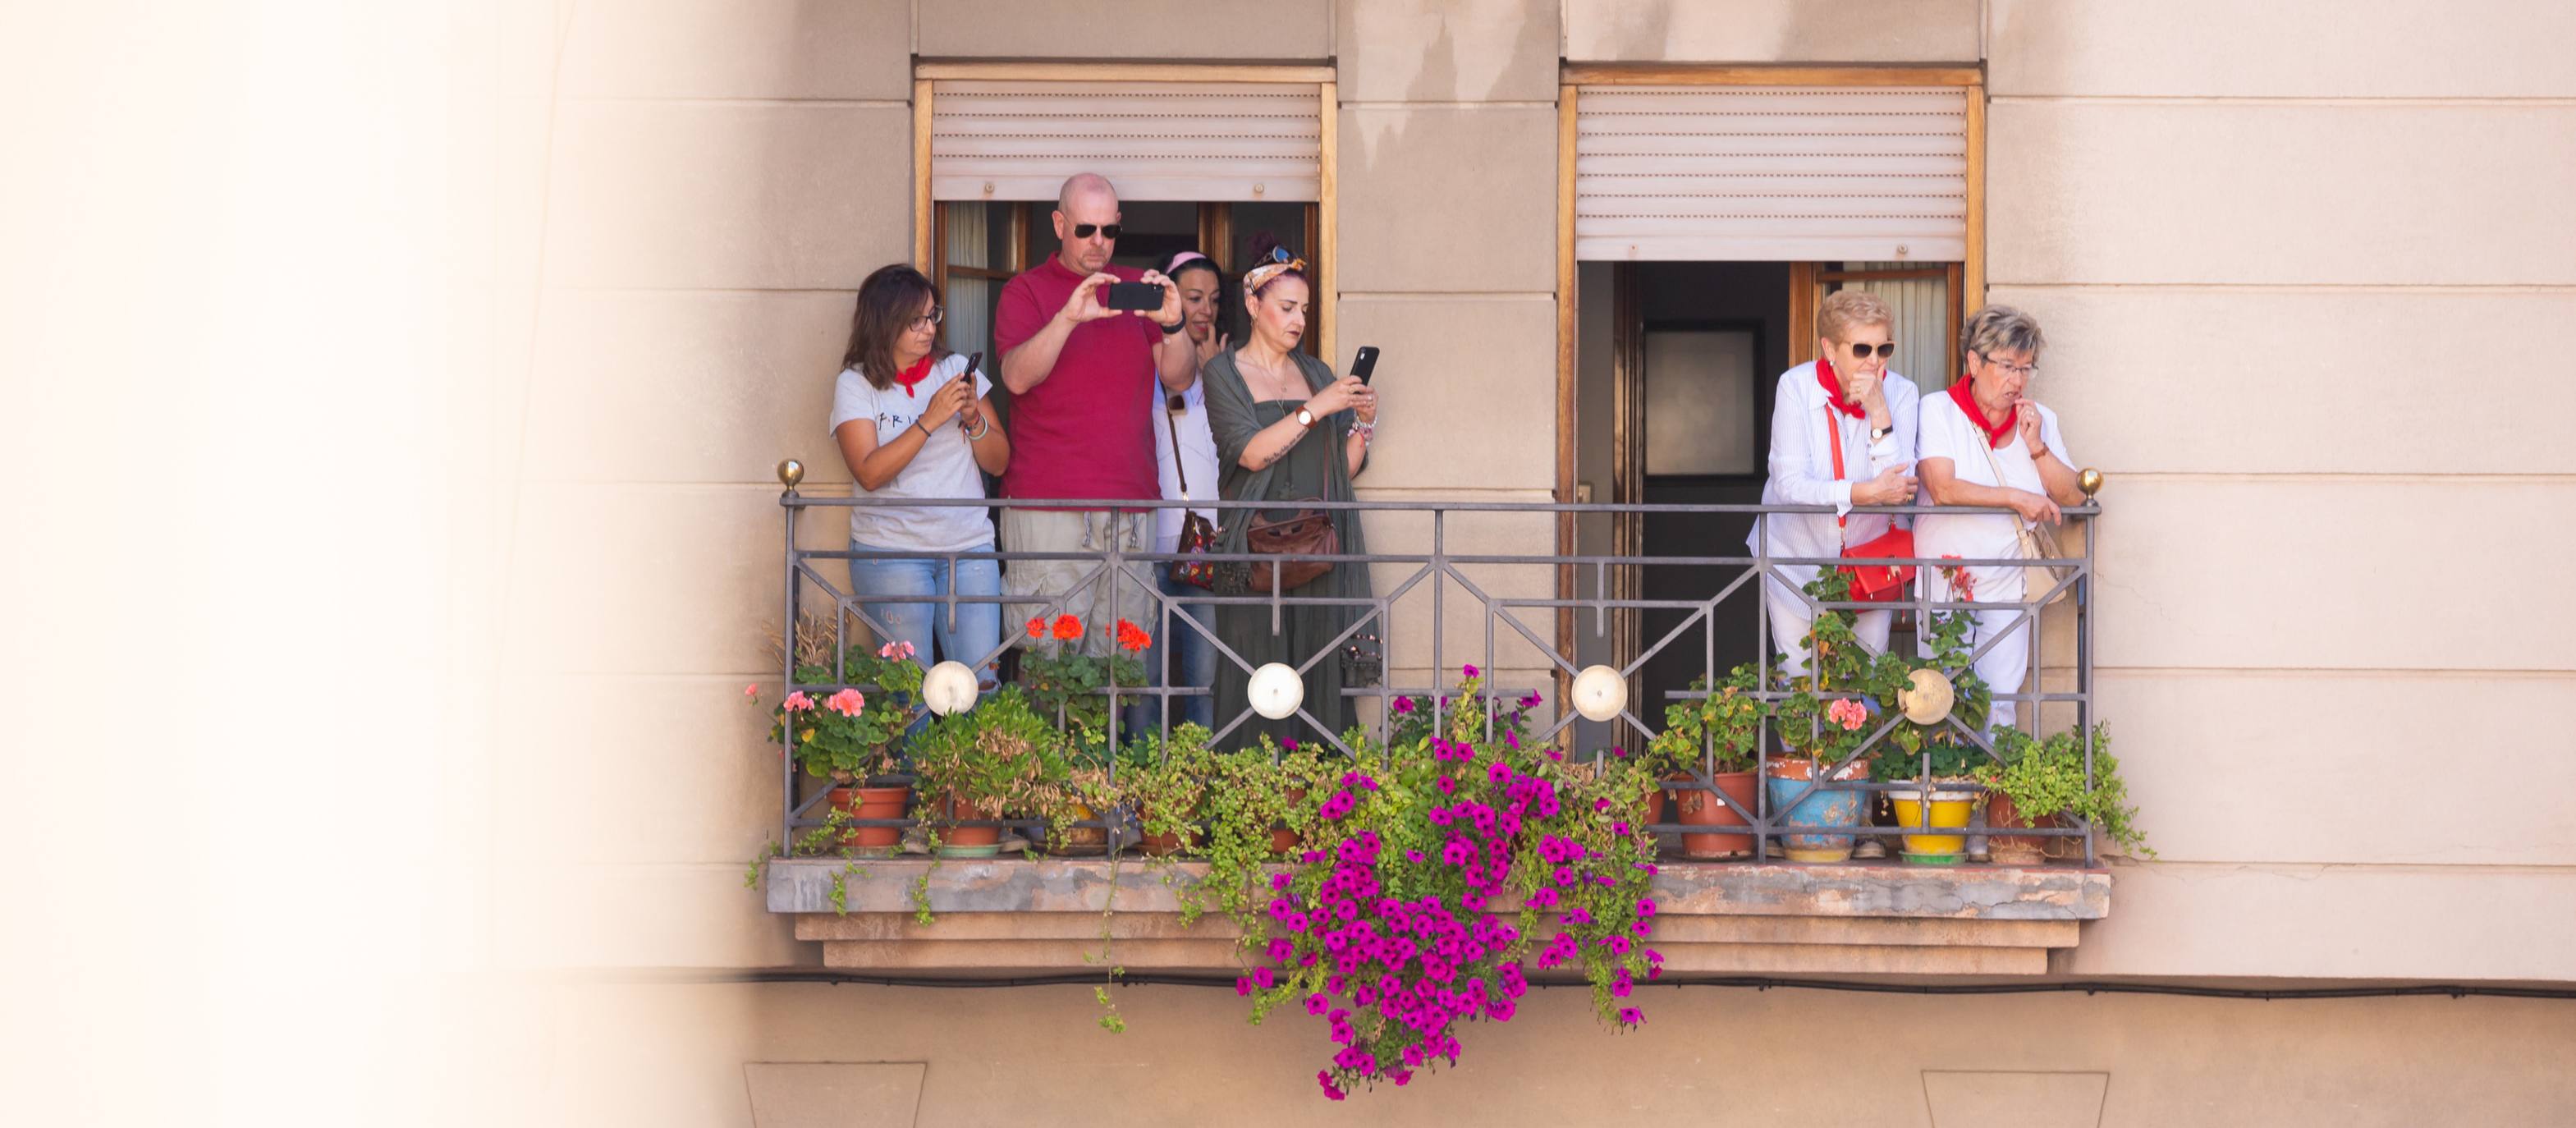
(1555, 65), (1987, 670)
(911, 62), (1339, 365)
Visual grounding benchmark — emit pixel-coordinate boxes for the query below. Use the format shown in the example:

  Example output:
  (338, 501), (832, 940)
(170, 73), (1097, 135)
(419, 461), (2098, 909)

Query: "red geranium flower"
(1051, 614), (1084, 641)
(1114, 618), (1151, 653)
(1025, 617), (1047, 639)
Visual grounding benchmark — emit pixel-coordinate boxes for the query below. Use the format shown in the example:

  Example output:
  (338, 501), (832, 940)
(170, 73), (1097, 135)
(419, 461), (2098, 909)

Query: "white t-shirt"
(1150, 375), (1221, 554)
(1914, 387), (2072, 599)
(828, 354), (996, 552)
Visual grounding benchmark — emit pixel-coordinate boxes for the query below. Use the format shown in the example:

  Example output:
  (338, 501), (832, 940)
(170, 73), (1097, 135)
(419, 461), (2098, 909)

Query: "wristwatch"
(1295, 407), (1317, 429)
(1870, 424), (1893, 442)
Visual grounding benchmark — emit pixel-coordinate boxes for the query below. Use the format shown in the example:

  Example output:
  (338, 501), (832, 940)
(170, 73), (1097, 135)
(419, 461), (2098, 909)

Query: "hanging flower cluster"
(1238, 675), (1665, 1099)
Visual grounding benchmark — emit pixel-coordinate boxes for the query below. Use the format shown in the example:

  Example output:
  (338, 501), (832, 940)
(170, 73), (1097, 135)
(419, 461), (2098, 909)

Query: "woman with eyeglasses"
(1749, 289), (1922, 679)
(829, 264), (1012, 690)
(1916, 304), (2084, 734)
(1202, 236), (1379, 749)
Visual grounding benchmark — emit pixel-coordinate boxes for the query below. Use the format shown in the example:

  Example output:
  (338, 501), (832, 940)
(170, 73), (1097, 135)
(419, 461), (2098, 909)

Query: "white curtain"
(1843, 262), (1950, 389)
(943, 203), (994, 365)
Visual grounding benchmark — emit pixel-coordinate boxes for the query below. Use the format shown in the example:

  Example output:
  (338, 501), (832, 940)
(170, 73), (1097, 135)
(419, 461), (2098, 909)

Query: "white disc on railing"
(1571, 664), (1627, 722)
(922, 660), (980, 716)
(1248, 662), (1304, 720)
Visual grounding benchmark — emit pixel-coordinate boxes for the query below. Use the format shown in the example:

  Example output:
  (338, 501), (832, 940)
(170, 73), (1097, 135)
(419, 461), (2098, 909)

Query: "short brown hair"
(1817, 290), (1894, 344)
(842, 264), (943, 389)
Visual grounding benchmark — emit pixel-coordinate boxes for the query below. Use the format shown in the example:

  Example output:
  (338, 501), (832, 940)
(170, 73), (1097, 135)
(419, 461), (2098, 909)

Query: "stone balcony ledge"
(767, 858), (2110, 976)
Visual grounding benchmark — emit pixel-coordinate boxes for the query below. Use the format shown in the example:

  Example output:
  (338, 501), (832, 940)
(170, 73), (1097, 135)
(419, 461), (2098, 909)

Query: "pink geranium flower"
(782, 690), (814, 713)
(1826, 697), (1868, 731)
(824, 688), (865, 716)
(877, 640), (916, 660)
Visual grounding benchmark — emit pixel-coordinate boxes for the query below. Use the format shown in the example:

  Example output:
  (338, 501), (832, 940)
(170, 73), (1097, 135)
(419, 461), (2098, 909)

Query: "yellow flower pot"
(1887, 788), (1979, 864)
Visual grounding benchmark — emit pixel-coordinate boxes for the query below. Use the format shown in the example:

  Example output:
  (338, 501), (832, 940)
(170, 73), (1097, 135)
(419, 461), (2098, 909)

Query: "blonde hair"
(1817, 290), (1893, 344)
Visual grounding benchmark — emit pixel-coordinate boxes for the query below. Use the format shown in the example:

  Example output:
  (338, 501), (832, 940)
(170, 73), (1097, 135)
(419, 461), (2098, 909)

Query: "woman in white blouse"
(1749, 290), (1921, 676)
(1915, 305), (2087, 733)
(1144, 250), (1226, 729)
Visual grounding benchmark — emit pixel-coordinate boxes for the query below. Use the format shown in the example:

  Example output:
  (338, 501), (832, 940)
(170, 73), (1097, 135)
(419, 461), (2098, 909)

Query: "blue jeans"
(847, 539), (1002, 715)
(1144, 569), (1217, 732)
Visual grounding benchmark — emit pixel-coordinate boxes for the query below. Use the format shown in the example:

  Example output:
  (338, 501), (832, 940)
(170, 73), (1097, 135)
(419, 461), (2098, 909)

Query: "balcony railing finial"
(2078, 467), (2103, 498)
(776, 458), (805, 494)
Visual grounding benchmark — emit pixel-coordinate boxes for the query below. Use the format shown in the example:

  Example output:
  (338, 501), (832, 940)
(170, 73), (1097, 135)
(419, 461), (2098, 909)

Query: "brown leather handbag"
(1244, 499), (1338, 592)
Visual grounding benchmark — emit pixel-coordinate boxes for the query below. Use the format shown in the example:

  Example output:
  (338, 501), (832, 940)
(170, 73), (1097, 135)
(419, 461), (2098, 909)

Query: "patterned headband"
(1244, 255), (1306, 294)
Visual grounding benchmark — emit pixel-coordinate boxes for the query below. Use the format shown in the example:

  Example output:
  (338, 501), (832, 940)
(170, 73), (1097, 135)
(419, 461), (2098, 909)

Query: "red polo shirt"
(992, 255), (1164, 505)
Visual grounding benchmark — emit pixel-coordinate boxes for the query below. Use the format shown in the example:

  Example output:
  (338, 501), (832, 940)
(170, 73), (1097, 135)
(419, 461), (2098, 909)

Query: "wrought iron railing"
(772, 461), (2105, 865)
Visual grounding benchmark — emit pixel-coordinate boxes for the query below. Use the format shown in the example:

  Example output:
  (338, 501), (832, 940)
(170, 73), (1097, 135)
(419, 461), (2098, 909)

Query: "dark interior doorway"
(1623, 262), (1790, 705)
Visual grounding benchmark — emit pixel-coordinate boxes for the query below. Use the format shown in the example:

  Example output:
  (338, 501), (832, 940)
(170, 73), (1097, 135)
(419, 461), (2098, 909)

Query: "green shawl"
(1199, 347), (1376, 611)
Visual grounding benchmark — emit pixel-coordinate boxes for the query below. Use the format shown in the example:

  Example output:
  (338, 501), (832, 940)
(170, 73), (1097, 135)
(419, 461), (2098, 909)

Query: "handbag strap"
(1974, 428), (2033, 534)
(1163, 394), (1193, 500)
(1822, 404), (1849, 543)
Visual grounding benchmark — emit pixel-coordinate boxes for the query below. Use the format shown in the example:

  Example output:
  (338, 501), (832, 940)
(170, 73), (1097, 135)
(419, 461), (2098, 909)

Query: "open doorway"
(1572, 260), (1958, 727)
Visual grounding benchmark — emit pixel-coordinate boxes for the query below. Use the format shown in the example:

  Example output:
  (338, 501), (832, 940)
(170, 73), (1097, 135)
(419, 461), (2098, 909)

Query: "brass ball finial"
(776, 458), (805, 492)
(2078, 467), (2104, 498)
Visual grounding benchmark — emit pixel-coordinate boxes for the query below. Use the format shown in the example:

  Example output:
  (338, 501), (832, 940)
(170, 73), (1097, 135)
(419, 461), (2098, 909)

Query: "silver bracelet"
(965, 416), (992, 441)
(1351, 420), (1376, 444)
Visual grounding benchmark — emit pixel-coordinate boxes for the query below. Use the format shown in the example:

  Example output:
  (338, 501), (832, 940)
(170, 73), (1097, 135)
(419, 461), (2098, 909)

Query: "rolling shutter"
(1574, 85), (1969, 262)
(930, 80), (1322, 203)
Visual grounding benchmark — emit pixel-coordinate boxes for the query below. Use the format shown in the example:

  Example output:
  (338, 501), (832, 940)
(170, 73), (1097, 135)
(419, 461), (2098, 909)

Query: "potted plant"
(761, 640), (927, 853)
(1019, 613), (1153, 754)
(1976, 723), (2150, 864)
(1873, 734), (1984, 864)
(1101, 724), (1217, 856)
(906, 685), (1072, 857)
(1644, 665), (1764, 859)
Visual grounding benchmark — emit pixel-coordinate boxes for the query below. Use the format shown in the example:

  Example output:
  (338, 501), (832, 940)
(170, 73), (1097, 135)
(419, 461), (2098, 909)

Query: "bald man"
(992, 173), (1195, 657)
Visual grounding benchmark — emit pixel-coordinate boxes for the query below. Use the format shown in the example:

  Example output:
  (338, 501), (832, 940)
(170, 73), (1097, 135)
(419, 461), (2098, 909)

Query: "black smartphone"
(1104, 281), (1165, 310)
(1349, 346), (1381, 384)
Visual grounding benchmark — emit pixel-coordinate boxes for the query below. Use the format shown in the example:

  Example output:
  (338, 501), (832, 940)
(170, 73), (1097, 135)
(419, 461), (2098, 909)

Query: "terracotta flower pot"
(1269, 786), (1310, 856)
(1986, 793), (2082, 864)
(938, 791), (1002, 857)
(827, 785), (910, 851)
(1134, 802), (1188, 856)
(1666, 771), (1758, 860)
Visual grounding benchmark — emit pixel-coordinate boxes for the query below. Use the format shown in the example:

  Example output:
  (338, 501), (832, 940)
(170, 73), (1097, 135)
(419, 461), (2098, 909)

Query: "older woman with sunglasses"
(1915, 304), (2085, 734)
(1749, 289), (1921, 677)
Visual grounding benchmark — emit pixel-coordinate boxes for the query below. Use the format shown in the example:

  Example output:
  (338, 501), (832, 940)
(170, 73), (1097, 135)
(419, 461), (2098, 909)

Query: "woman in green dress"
(1201, 238), (1380, 750)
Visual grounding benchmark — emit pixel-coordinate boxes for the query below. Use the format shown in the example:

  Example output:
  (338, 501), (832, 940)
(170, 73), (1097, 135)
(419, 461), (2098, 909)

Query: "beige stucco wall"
(1978, 0), (2576, 980)
(478, 979), (2576, 1126)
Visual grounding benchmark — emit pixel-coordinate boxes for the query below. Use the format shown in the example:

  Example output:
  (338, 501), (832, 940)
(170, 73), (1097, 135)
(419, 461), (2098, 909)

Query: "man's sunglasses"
(1070, 223), (1122, 240)
(1845, 342), (1895, 359)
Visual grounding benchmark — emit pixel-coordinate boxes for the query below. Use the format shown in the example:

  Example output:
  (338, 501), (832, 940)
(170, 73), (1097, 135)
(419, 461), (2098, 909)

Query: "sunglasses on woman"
(1845, 341), (1895, 359)
(1070, 223), (1122, 240)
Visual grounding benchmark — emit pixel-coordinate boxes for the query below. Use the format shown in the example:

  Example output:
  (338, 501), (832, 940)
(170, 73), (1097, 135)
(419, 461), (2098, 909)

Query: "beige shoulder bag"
(1978, 437), (2073, 607)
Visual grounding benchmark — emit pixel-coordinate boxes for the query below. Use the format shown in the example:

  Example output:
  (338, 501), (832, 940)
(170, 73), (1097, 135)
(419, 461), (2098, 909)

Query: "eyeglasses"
(1977, 351), (2038, 379)
(909, 307), (945, 331)
(1845, 341), (1895, 359)
(1070, 223), (1122, 241)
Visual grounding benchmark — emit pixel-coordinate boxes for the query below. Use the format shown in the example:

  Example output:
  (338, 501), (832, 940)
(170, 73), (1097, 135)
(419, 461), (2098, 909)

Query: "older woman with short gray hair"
(1915, 305), (2086, 733)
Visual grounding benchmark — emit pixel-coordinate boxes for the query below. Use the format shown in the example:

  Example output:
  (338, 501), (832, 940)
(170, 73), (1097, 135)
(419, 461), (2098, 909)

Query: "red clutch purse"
(1826, 405), (1915, 603)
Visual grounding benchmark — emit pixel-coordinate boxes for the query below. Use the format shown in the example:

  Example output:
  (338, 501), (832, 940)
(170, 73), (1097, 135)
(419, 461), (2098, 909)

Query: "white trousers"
(1761, 572), (1895, 679)
(1923, 566), (2035, 734)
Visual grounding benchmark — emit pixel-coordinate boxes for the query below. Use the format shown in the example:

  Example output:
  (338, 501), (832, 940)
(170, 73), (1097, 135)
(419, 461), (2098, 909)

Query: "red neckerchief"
(892, 354), (934, 398)
(1947, 377), (2015, 449)
(1815, 355), (1863, 419)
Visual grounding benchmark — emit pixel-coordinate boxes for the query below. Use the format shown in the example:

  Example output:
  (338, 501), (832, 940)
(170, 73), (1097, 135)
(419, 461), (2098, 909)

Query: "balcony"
(757, 468), (2115, 977)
